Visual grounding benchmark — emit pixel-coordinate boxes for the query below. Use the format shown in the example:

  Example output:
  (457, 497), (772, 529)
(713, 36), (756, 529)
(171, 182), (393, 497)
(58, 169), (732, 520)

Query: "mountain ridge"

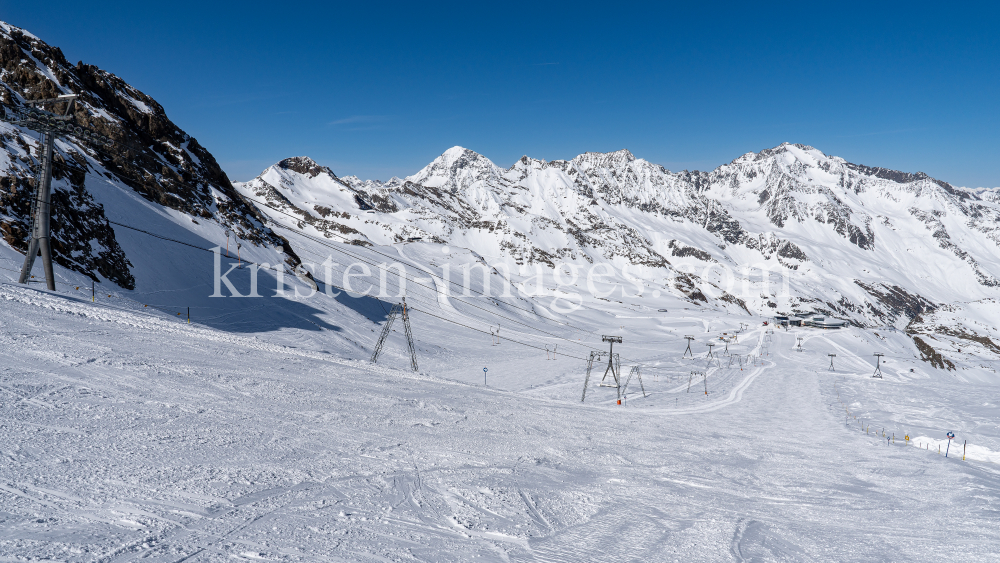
(236, 142), (1000, 340)
(1, 20), (998, 371)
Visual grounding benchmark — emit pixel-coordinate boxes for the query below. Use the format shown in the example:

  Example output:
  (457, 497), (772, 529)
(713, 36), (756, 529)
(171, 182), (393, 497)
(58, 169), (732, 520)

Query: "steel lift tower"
(682, 335), (695, 359)
(370, 298), (419, 372)
(7, 95), (113, 290)
(871, 353), (884, 379)
(579, 336), (625, 404)
(599, 335), (623, 391)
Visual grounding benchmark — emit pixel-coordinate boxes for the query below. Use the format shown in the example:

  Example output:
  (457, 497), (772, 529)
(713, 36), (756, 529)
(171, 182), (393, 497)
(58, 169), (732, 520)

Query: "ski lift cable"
(108, 217), (432, 319)
(408, 304), (590, 362)
(259, 218), (604, 353)
(104, 220), (579, 355)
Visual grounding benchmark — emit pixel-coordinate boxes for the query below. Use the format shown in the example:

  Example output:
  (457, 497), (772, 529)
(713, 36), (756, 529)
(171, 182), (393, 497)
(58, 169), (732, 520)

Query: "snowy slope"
(3, 278), (1000, 561)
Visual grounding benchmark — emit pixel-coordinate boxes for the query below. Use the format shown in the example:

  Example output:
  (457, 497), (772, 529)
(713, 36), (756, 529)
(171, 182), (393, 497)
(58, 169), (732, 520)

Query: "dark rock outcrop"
(0, 22), (299, 287)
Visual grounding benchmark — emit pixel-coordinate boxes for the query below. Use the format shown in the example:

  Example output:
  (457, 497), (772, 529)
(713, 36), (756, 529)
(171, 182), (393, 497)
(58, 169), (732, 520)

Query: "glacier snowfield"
(2, 275), (999, 562)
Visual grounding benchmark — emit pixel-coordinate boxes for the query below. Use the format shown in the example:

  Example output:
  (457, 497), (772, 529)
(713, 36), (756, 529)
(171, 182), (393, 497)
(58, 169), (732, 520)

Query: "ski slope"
(2, 278), (999, 562)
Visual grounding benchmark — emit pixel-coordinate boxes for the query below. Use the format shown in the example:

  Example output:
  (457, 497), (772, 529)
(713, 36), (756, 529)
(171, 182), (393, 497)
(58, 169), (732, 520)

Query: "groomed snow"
(1, 266), (999, 561)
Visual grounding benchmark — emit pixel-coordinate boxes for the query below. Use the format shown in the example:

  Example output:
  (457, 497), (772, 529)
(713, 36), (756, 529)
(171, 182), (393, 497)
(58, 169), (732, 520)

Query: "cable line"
(109, 212), (602, 363)
(238, 193), (598, 332)
(107, 220), (226, 255)
(407, 304), (589, 362)
(241, 195), (606, 351)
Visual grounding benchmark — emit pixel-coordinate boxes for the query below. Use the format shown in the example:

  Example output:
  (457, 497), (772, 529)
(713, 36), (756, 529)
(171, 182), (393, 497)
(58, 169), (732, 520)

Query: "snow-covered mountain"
(1, 20), (998, 374)
(236, 145), (1000, 341)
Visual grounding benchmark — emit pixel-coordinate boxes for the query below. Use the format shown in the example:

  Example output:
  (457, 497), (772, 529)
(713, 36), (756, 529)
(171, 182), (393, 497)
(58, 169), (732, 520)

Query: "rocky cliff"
(0, 21), (298, 288)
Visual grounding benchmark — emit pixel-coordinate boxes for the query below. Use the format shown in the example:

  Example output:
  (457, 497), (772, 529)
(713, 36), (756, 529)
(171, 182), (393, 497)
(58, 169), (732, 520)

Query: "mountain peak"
(609, 148), (635, 161)
(726, 143), (833, 169)
(441, 145), (473, 159)
(431, 146), (494, 167)
(277, 156), (337, 179)
(585, 148), (634, 160)
(763, 142), (823, 158)
(573, 148), (636, 169)
(406, 146), (501, 189)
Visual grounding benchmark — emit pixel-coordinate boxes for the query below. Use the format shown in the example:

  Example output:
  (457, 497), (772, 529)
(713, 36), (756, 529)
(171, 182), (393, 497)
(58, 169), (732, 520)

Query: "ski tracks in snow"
(660, 361), (770, 415)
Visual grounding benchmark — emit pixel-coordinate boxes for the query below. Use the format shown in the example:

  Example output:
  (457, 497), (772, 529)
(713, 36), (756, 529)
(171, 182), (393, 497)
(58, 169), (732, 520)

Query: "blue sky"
(3, 1), (998, 186)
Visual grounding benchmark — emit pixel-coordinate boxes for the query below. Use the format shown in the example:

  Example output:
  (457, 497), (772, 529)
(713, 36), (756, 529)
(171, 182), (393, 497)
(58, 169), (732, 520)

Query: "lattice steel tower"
(370, 298), (419, 372)
(6, 95), (113, 290)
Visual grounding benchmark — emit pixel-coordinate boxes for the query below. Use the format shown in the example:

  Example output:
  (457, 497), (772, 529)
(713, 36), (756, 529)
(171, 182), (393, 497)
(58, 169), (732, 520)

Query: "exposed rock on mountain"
(0, 21), (298, 288)
(906, 298), (1000, 370)
(237, 143), (1000, 342)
